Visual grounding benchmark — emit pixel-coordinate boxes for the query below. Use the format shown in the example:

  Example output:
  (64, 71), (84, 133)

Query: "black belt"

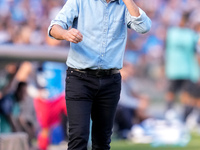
(68, 67), (120, 77)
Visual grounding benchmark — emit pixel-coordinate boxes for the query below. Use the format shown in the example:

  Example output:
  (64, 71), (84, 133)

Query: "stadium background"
(0, 0), (200, 150)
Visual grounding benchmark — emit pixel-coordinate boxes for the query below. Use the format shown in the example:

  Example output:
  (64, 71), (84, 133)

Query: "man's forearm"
(50, 25), (67, 40)
(123, 0), (140, 17)
(49, 24), (83, 43)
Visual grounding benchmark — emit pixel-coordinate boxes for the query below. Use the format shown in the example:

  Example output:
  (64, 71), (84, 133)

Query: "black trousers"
(65, 68), (121, 150)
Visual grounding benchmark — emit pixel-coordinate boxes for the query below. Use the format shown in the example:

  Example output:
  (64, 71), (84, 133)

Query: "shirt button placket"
(101, 8), (109, 56)
(99, 5), (109, 69)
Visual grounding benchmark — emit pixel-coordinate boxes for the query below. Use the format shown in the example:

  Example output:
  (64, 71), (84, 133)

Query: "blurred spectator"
(115, 62), (149, 139)
(0, 81), (35, 143)
(0, 63), (19, 98)
(0, 20), (11, 44)
(161, 0), (183, 27)
(32, 61), (67, 150)
(164, 12), (200, 121)
(34, 93), (67, 150)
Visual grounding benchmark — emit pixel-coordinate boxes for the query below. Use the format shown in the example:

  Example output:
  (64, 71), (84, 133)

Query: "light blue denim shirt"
(48, 0), (151, 69)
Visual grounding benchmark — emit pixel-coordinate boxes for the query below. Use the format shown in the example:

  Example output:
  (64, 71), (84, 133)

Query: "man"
(165, 12), (200, 120)
(48, 0), (151, 149)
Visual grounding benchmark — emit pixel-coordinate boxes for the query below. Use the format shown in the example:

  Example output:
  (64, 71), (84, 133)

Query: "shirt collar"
(111, 0), (121, 4)
(94, 0), (121, 5)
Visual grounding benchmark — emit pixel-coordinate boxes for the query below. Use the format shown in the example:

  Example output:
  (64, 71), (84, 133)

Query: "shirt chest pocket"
(109, 18), (126, 40)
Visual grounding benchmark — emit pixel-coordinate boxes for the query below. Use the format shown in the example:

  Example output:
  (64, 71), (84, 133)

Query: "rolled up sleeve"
(48, 20), (68, 39)
(126, 8), (152, 34)
(48, 0), (79, 39)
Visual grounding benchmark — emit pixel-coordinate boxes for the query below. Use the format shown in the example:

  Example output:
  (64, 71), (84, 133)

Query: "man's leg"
(165, 80), (177, 110)
(66, 101), (92, 150)
(91, 73), (121, 150)
(165, 80), (185, 111)
(65, 70), (96, 150)
(115, 106), (134, 131)
(180, 81), (195, 123)
(115, 106), (134, 139)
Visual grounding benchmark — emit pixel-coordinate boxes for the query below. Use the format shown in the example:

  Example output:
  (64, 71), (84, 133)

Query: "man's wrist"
(62, 30), (69, 41)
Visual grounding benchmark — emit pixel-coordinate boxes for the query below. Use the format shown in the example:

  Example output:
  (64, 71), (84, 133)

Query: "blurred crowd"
(0, 0), (200, 60)
(126, 0), (200, 79)
(0, 0), (69, 46)
(0, 0), (200, 81)
(1, 0), (200, 149)
(0, 0), (199, 47)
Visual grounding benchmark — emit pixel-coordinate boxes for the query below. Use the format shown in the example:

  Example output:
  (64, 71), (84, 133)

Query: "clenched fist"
(63, 28), (83, 44)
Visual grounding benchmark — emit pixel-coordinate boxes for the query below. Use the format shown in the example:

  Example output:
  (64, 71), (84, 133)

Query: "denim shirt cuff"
(127, 8), (147, 24)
